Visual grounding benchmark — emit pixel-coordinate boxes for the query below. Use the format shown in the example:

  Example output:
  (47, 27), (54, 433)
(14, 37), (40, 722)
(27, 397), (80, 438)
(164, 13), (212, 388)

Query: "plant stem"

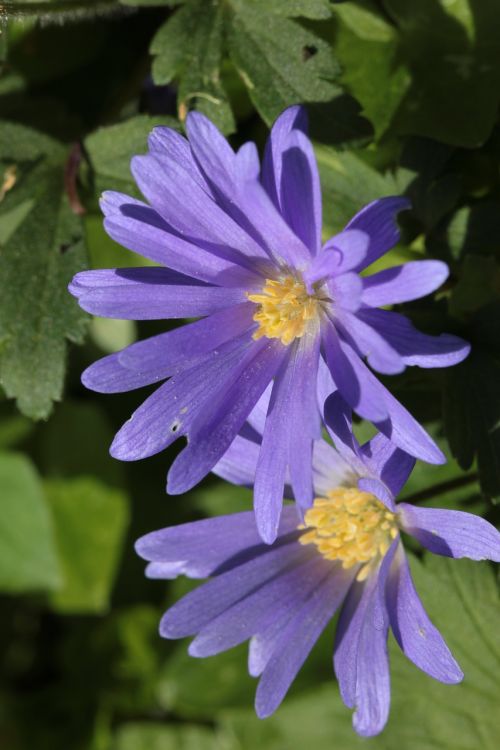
(402, 472), (479, 504)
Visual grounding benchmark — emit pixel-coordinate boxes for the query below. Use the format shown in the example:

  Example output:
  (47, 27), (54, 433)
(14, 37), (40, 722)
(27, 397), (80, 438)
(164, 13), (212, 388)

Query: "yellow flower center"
(299, 488), (398, 581)
(247, 276), (321, 346)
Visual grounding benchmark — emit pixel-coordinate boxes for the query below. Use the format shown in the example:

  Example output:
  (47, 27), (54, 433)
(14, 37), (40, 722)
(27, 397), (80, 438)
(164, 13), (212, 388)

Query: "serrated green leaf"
(0, 122), (88, 420)
(226, 1), (341, 125)
(333, 0), (410, 139)
(151, 0), (234, 134)
(46, 477), (129, 613)
(220, 556), (500, 750)
(0, 452), (61, 593)
(85, 115), (179, 186)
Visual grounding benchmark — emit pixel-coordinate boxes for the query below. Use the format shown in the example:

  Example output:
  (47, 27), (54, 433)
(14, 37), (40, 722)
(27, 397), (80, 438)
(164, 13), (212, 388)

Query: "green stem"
(402, 472), (479, 505)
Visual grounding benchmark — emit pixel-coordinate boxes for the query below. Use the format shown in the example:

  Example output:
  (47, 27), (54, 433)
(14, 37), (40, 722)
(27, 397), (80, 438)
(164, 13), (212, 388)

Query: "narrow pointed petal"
(358, 308), (470, 369)
(262, 105), (308, 208)
(360, 433), (416, 500)
(386, 548), (463, 683)
(362, 260), (449, 306)
(278, 128), (322, 254)
(398, 505), (500, 561)
(160, 540), (305, 638)
(345, 196), (411, 271)
(256, 564), (354, 718)
(167, 340), (287, 495)
(136, 507), (299, 579)
(336, 311), (405, 374)
(110, 334), (255, 461)
(70, 268), (247, 319)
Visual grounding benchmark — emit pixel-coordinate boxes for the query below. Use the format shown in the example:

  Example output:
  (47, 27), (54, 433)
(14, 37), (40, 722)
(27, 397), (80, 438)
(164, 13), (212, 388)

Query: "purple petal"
(323, 331), (445, 464)
(146, 561), (187, 579)
(278, 128), (322, 255)
(82, 303), (255, 393)
(167, 339), (287, 494)
(110, 334), (256, 460)
(262, 105), (308, 209)
(398, 504), (500, 561)
(335, 552), (394, 738)
(336, 310), (405, 374)
(131, 154), (270, 263)
(248, 557), (330, 677)
(360, 433), (416, 501)
(256, 564), (355, 718)
(188, 549), (319, 657)
(312, 439), (354, 497)
(362, 261), (449, 306)
(322, 326), (389, 422)
(329, 273), (364, 313)
(321, 230), (370, 274)
(345, 197), (411, 272)
(322, 390), (365, 473)
(358, 308), (470, 368)
(101, 192), (259, 287)
(148, 125), (215, 197)
(213, 434), (260, 487)
(136, 506), (299, 579)
(159, 538), (306, 638)
(386, 547), (463, 683)
(236, 141), (260, 181)
(186, 111), (237, 198)
(70, 268), (248, 319)
(254, 353), (300, 544)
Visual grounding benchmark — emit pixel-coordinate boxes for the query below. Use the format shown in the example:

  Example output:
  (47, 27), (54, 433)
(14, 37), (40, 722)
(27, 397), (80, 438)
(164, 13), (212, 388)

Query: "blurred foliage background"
(0, 1), (499, 748)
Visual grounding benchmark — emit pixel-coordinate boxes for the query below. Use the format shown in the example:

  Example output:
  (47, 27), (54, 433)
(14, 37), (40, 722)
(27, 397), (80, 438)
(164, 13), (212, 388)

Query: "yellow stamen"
(247, 276), (321, 346)
(299, 488), (398, 580)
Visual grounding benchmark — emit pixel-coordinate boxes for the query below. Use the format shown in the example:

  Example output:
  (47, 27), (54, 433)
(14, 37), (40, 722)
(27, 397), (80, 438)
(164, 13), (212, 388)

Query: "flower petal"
(159, 538), (306, 638)
(345, 196), (411, 272)
(262, 105), (308, 209)
(101, 192), (259, 286)
(386, 547), (463, 683)
(189, 549), (318, 657)
(398, 504), (500, 561)
(167, 339), (287, 495)
(322, 326), (389, 422)
(110, 334), (256, 461)
(336, 310), (405, 374)
(360, 433), (416, 500)
(213, 434), (260, 487)
(362, 260), (449, 307)
(70, 268), (248, 319)
(278, 128), (322, 255)
(136, 507), (299, 579)
(358, 308), (470, 369)
(256, 564), (355, 718)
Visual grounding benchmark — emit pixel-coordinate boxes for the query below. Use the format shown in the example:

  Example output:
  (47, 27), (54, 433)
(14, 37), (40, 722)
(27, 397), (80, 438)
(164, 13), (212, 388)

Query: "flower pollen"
(247, 275), (320, 346)
(299, 488), (398, 581)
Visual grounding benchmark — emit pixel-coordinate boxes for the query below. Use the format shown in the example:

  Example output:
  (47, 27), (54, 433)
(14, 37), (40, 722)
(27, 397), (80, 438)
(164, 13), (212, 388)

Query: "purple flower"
(136, 394), (500, 737)
(69, 106), (469, 542)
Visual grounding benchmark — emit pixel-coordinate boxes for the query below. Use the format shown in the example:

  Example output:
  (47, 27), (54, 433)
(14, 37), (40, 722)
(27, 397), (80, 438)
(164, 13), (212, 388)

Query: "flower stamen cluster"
(248, 275), (321, 346)
(299, 488), (398, 580)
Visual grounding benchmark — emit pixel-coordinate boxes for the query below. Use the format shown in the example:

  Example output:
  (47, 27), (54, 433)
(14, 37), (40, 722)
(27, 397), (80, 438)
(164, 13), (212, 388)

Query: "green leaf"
(158, 643), (256, 719)
(85, 115), (179, 187)
(250, 0), (332, 19)
(226, 2), (341, 126)
(113, 722), (234, 750)
(46, 477), (129, 613)
(333, 0), (410, 139)
(444, 346), (500, 501)
(382, 0), (500, 147)
(0, 121), (88, 420)
(151, 1), (235, 134)
(220, 556), (500, 750)
(449, 256), (500, 319)
(0, 452), (61, 593)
